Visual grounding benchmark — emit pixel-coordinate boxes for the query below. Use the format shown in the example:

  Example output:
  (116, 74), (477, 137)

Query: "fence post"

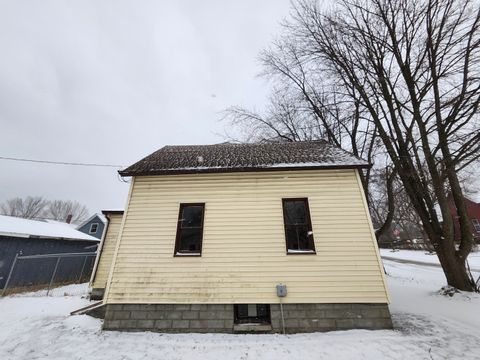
(1, 253), (19, 297)
(78, 256), (88, 283)
(46, 256), (61, 296)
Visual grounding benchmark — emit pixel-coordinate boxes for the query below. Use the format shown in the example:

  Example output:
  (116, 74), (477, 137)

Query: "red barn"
(447, 194), (480, 244)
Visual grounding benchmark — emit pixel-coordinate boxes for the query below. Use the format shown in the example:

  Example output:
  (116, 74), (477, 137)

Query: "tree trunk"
(375, 167), (396, 240)
(434, 234), (477, 291)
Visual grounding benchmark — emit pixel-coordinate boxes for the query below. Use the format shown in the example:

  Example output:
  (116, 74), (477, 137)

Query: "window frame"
(282, 198), (316, 255)
(472, 218), (480, 232)
(173, 203), (205, 257)
(89, 223), (99, 234)
(234, 304), (271, 325)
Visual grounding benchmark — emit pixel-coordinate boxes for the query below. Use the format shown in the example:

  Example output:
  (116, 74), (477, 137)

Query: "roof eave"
(29, 235), (100, 242)
(118, 163), (371, 177)
(0, 231), (100, 242)
(102, 210), (125, 215)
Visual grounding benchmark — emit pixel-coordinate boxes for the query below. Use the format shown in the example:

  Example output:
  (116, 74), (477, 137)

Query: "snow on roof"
(44, 219), (78, 229)
(119, 140), (370, 176)
(0, 215), (99, 242)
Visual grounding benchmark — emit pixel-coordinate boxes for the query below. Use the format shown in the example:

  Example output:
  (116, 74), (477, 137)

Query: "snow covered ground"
(0, 261), (479, 360)
(380, 248), (480, 270)
(10, 282), (89, 298)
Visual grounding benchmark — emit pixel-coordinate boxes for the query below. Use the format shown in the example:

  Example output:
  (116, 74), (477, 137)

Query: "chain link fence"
(1, 252), (96, 297)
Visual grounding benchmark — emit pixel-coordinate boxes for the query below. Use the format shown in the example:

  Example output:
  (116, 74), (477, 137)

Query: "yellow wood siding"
(105, 169), (389, 304)
(91, 213), (123, 290)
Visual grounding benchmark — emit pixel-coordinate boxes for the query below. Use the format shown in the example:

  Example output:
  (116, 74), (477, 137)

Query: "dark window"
(282, 198), (315, 254)
(234, 304), (271, 324)
(174, 203), (205, 256)
(89, 223), (98, 234)
(472, 219), (480, 232)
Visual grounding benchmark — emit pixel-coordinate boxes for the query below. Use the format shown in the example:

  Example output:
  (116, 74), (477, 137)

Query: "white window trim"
(89, 223), (99, 234)
(287, 249), (316, 254)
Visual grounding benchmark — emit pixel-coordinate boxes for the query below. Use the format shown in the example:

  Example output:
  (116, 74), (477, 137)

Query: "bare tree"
(46, 200), (89, 223)
(0, 197), (90, 224)
(224, 18), (396, 241)
(286, 0), (480, 290)
(0, 196), (48, 219)
(226, 91), (397, 241)
(370, 170), (426, 247)
(227, 0), (480, 291)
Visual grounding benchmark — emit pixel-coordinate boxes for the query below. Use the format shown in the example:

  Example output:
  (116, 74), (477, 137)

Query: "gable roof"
(0, 215), (99, 242)
(119, 140), (370, 177)
(76, 213), (106, 230)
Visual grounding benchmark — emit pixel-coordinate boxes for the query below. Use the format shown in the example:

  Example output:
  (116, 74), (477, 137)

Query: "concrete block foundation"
(102, 303), (392, 333)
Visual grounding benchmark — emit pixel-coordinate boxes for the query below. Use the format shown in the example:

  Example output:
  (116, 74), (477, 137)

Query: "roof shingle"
(119, 140), (369, 176)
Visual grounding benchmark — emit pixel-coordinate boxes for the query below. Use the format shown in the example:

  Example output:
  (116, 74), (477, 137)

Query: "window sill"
(286, 250), (316, 255)
(233, 324), (272, 333)
(174, 252), (202, 257)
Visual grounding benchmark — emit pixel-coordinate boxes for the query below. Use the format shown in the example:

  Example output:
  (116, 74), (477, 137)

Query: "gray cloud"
(0, 0), (291, 213)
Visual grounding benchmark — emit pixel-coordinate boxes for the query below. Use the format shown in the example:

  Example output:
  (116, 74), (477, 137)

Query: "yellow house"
(101, 140), (392, 333)
(89, 210), (124, 300)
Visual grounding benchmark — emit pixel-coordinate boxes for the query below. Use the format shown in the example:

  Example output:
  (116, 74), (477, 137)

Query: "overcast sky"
(0, 0), (292, 215)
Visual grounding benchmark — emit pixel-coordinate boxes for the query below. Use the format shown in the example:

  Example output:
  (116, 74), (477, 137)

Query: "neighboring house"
(77, 214), (106, 240)
(0, 215), (99, 290)
(100, 141), (392, 333)
(447, 194), (480, 244)
(89, 210), (124, 300)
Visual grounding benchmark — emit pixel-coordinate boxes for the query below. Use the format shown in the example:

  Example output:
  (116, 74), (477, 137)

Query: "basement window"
(89, 223), (98, 234)
(282, 198), (315, 254)
(234, 304), (271, 324)
(472, 219), (480, 232)
(174, 203), (205, 256)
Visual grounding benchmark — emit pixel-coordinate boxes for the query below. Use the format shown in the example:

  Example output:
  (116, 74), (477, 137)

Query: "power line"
(0, 156), (123, 168)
